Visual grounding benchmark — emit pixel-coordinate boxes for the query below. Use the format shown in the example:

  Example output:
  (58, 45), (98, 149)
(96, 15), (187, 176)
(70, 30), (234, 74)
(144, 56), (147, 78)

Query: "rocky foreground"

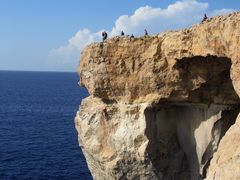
(75, 12), (240, 180)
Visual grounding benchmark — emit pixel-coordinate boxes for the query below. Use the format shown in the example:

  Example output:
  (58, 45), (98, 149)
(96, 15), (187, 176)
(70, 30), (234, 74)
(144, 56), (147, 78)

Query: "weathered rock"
(79, 12), (240, 105)
(75, 12), (240, 180)
(206, 114), (240, 180)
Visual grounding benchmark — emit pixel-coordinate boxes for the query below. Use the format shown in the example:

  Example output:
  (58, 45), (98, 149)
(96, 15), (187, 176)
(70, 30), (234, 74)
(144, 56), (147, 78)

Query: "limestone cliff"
(75, 12), (240, 180)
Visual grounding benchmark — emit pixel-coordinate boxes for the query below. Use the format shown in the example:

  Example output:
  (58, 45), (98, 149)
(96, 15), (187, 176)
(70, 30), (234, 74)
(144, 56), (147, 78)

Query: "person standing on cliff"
(121, 31), (124, 36)
(102, 31), (107, 41)
(201, 14), (208, 23)
(144, 29), (148, 36)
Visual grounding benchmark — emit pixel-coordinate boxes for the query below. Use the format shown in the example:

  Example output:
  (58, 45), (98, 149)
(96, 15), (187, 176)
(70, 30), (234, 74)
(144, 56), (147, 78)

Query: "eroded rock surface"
(206, 114), (240, 180)
(75, 12), (240, 180)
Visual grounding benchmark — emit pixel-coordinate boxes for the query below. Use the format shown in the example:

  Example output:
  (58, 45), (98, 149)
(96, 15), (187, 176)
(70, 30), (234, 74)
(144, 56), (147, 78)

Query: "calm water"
(0, 71), (92, 179)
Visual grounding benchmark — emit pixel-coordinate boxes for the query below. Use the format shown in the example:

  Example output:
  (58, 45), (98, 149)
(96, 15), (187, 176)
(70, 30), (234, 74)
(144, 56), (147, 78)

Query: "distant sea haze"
(0, 71), (92, 179)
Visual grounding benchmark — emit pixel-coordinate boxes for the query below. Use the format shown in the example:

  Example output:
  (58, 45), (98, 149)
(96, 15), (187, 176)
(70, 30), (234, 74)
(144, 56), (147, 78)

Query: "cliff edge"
(75, 12), (240, 180)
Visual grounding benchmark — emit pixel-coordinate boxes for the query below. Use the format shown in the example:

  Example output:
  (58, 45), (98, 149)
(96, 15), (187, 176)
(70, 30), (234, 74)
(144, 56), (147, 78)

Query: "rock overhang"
(76, 12), (240, 180)
(79, 12), (240, 105)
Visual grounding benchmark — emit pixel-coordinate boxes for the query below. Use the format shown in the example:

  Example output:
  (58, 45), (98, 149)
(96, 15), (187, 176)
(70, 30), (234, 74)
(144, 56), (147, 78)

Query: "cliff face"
(75, 12), (240, 180)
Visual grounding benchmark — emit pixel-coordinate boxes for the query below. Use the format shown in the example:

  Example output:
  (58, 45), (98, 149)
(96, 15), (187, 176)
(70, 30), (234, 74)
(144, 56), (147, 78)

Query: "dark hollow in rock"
(171, 56), (239, 105)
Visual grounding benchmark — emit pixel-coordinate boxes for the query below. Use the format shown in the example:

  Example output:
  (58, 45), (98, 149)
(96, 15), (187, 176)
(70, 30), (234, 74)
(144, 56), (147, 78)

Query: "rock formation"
(75, 12), (240, 180)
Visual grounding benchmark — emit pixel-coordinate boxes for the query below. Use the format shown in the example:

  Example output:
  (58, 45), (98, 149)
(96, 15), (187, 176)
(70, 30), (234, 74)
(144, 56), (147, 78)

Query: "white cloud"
(110, 0), (208, 36)
(48, 29), (102, 71)
(48, 0), (235, 71)
(53, 28), (102, 54)
(209, 8), (235, 17)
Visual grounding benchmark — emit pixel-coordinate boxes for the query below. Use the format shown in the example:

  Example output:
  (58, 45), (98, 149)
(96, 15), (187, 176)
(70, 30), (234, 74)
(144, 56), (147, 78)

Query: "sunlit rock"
(75, 12), (240, 180)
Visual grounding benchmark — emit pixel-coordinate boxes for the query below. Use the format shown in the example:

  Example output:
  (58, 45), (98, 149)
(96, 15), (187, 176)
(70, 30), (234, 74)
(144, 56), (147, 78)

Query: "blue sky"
(0, 0), (239, 72)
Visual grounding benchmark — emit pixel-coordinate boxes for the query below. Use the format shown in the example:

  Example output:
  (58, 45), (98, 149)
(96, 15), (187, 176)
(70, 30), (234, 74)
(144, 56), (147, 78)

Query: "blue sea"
(0, 71), (92, 179)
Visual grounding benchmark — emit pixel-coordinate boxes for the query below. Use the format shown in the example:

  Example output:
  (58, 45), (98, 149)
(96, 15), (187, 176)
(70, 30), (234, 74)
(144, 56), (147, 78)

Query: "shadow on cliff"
(172, 56), (239, 105)
(144, 56), (240, 180)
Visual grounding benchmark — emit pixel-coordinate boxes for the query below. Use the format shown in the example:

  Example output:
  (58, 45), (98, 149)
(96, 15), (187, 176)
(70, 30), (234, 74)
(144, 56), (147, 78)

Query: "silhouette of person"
(102, 31), (107, 41)
(144, 29), (148, 36)
(201, 14), (208, 23)
(121, 31), (124, 36)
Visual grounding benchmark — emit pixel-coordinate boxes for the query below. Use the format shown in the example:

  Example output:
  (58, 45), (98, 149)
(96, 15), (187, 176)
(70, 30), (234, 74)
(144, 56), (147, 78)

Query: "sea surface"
(0, 71), (92, 179)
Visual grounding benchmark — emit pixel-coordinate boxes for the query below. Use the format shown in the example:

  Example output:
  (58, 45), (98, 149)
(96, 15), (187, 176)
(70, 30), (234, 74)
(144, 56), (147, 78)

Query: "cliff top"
(78, 12), (240, 104)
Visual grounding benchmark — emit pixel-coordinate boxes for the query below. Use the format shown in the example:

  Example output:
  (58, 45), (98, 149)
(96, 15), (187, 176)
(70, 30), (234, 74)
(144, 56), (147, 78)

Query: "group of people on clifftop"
(102, 14), (208, 42)
(102, 29), (148, 42)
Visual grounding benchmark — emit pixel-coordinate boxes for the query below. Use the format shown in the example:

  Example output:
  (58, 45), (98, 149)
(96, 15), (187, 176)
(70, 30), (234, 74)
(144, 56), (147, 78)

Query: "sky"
(0, 0), (239, 72)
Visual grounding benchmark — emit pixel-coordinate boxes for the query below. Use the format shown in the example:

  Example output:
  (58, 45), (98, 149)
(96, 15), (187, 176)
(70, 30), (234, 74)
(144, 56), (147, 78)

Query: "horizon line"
(0, 69), (77, 73)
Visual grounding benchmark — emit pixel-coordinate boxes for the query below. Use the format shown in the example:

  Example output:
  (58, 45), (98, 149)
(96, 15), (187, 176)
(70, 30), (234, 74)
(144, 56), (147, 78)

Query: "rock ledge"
(76, 12), (240, 180)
